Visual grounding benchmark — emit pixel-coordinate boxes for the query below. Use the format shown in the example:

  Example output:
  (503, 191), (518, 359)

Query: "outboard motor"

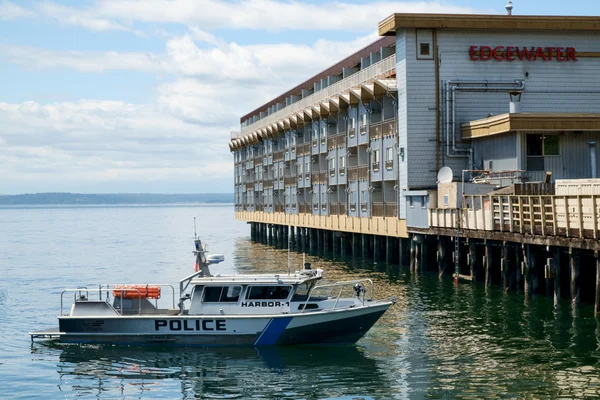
(304, 262), (312, 270)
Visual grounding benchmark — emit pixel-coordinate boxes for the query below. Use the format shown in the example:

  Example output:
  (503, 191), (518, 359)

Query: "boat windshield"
(291, 281), (316, 301)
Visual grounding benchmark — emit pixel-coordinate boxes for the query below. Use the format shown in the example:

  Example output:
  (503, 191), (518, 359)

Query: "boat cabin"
(187, 270), (329, 315)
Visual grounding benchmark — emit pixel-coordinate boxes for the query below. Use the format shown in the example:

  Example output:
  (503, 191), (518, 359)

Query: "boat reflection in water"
(42, 343), (391, 399)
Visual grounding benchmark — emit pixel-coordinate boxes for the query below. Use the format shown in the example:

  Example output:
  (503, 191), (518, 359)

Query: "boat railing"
(60, 284), (176, 316)
(301, 279), (374, 313)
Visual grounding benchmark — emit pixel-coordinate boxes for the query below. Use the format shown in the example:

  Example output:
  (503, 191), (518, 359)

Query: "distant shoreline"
(0, 193), (234, 205)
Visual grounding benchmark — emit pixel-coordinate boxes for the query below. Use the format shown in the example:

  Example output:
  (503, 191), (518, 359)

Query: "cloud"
(0, 30), (377, 84)
(0, 43), (165, 73)
(0, 1), (34, 20)
(24, 0), (483, 33)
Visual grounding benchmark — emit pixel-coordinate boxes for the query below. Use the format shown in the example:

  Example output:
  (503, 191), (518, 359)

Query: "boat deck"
(29, 329), (64, 342)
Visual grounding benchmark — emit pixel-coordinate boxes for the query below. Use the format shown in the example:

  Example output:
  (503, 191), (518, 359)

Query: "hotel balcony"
(230, 55), (396, 150)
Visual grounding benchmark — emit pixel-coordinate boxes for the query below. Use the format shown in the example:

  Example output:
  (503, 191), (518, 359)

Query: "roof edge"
(378, 13), (600, 36)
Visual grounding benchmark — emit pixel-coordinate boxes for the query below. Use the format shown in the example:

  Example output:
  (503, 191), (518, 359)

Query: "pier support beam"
(523, 244), (537, 299)
(438, 237), (447, 280)
(515, 245), (523, 292)
(552, 248), (561, 307)
(468, 241), (477, 282)
(386, 237), (393, 264)
(570, 248), (580, 312)
(361, 234), (369, 260)
(374, 236), (381, 262)
(399, 238), (409, 268)
(421, 238), (428, 271)
(483, 241), (492, 288)
(501, 242), (510, 294)
(409, 236), (416, 273)
(595, 251), (600, 317)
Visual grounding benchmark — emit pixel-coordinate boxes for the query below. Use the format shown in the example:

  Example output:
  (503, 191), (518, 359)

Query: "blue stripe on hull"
(254, 317), (293, 346)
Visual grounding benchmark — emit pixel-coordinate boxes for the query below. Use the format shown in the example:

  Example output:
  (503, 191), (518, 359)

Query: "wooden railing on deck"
(429, 194), (600, 239)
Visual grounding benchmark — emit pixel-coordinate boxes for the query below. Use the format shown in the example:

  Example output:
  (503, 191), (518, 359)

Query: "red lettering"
(492, 46), (504, 61)
(469, 45), (478, 60)
(535, 47), (547, 61)
(506, 46), (516, 61)
(516, 47), (534, 61)
(480, 46), (492, 61)
(470, 45), (577, 62)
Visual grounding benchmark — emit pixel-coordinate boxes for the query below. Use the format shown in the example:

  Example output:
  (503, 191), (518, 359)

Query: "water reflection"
(37, 343), (391, 399)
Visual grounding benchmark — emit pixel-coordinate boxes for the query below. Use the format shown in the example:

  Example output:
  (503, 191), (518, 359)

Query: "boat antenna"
(287, 225), (291, 276)
(193, 217), (197, 239)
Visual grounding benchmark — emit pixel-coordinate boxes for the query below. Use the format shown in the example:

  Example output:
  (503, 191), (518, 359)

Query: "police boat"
(30, 239), (396, 346)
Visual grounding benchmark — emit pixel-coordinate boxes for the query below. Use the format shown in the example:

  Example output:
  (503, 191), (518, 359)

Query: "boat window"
(202, 286), (242, 303)
(291, 282), (315, 301)
(246, 285), (292, 300)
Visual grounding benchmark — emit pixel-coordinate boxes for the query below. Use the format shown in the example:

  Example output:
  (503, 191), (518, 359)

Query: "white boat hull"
(38, 302), (392, 346)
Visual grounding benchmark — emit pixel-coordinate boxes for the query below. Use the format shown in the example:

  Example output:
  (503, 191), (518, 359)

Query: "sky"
(1, 0), (599, 194)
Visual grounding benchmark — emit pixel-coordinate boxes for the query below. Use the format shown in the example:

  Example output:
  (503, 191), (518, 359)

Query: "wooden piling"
(374, 235), (381, 261)
(421, 239), (428, 271)
(362, 234), (369, 260)
(515, 245), (523, 292)
(409, 236), (416, 273)
(553, 247), (561, 307)
(595, 251), (600, 317)
(414, 238), (421, 272)
(570, 248), (580, 311)
(501, 241), (509, 294)
(523, 244), (533, 298)
(468, 241), (477, 282)
(484, 241), (492, 288)
(386, 236), (393, 264)
(438, 237), (447, 280)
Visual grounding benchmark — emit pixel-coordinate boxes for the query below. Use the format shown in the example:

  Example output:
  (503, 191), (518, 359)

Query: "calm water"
(1, 204), (600, 399)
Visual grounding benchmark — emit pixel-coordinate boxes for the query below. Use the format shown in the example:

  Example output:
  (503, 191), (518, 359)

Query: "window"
(298, 163), (303, 179)
(444, 194), (449, 207)
(421, 195), (427, 209)
(321, 192), (326, 210)
(420, 43), (430, 56)
(373, 149), (380, 163)
(203, 286), (242, 303)
(361, 113), (367, 127)
(329, 157), (335, 175)
(247, 285), (292, 300)
(349, 117), (355, 130)
(339, 156), (345, 175)
(350, 190), (356, 211)
(313, 192), (318, 209)
(386, 147), (393, 169)
(409, 196), (414, 208)
(527, 134), (560, 171)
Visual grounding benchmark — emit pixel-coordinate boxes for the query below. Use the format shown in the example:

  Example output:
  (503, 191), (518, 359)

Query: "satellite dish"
(437, 166), (453, 184)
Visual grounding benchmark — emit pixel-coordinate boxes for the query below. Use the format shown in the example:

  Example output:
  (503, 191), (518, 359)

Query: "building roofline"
(461, 112), (600, 139)
(378, 13), (600, 36)
(240, 36), (395, 123)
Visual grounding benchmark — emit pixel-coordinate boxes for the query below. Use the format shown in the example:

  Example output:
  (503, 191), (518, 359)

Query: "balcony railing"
(299, 203), (309, 214)
(273, 151), (284, 162)
(369, 118), (397, 140)
(238, 55), (396, 136)
(348, 165), (369, 181)
(284, 176), (296, 185)
(429, 194), (600, 240)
